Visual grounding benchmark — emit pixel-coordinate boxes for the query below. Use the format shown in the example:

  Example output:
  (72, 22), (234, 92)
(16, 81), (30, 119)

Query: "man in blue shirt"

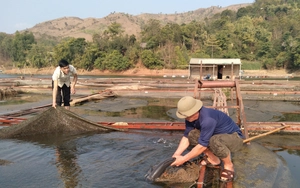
(171, 96), (244, 182)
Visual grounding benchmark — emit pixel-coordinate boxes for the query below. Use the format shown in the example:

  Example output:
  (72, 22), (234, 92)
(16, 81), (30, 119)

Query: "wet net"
(152, 159), (221, 188)
(147, 131), (221, 187)
(155, 161), (201, 183)
(0, 107), (123, 139)
(0, 88), (18, 100)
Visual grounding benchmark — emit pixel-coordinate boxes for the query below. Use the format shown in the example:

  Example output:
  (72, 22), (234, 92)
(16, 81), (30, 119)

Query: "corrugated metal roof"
(189, 58), (241, 65)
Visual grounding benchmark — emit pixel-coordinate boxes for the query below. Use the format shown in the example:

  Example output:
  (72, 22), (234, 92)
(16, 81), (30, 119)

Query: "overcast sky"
(0, 0), (254, 34)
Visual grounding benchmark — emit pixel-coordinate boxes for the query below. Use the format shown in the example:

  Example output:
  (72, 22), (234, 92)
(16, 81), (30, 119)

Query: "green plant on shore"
(241, 61), (262, 70)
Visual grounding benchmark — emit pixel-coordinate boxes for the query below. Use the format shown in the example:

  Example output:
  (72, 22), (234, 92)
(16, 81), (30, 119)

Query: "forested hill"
(2, 0), (300, 73)
(25, 3), (251, 41)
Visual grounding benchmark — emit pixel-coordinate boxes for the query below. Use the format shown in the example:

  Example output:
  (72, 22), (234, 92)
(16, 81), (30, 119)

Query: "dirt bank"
(3, 67), (189, 77)
(3, 67), (298, 77)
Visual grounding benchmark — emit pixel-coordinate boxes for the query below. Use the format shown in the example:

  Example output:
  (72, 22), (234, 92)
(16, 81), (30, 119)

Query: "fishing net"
(0, 88), (18, 100)
(155, 161), (201, 183)
(152, 159), (221, 188)
(0, 107), (123, 139)
(149, 130), (220, 186)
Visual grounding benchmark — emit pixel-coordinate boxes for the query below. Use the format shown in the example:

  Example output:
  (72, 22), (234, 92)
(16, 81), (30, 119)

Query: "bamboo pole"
(243, 123), (290, 143)
(70, 93), (113, 106)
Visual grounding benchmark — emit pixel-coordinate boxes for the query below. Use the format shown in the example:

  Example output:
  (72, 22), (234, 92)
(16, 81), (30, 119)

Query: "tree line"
(1, 0), (300, 72)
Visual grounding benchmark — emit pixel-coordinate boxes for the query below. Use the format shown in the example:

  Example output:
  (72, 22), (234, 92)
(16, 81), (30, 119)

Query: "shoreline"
(2, 67), (298, 78)
(2, 67), (189, 77)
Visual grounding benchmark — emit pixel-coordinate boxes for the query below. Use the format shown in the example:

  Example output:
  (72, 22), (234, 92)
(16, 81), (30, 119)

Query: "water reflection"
(0, 89), (18, 101)
(15, 133), (84, 188)
(55, 143), (80, 188)
(256, 135), (300, 186)
(279, 113), (300, 121)
(0, 94), (50, 106)
(105, 106), (174, 121)
(276, 150), (300, 186)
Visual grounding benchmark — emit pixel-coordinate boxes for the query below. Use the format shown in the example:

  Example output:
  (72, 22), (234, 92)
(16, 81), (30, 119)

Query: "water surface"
(0, 95), (300, 187)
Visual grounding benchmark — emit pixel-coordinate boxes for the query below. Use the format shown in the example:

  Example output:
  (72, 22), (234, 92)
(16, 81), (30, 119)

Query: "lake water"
(0, 74), (300, 187)
(1, 95), (300, 187)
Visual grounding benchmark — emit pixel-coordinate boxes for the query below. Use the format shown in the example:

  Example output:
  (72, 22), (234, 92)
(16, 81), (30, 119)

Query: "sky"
(0, 0), (254, 34)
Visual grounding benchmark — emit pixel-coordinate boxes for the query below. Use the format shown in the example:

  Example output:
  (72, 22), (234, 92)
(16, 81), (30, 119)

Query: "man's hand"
(171, 155), (186, 166)
(71, 87), (76, 94)
(71, 85), (76, 94)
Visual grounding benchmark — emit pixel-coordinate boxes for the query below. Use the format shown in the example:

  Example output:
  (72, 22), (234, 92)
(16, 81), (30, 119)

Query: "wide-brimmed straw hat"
(176, 96), (203, 119)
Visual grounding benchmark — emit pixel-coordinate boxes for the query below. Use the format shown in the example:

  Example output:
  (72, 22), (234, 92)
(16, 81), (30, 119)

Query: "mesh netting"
(0, 107), (123, 138)
(0, 88), (18, 100)
(155, 161), (201, 183)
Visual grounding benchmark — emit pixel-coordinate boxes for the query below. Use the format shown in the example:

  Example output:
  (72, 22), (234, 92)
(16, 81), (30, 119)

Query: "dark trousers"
(52, 82), (71, 106)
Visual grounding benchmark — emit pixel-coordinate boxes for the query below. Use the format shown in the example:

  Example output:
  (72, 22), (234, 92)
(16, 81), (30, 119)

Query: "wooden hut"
(188, 58), (241, 80)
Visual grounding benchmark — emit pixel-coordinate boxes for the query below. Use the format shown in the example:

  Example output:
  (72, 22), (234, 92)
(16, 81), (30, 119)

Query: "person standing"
(218, 66), (223, 79)
(171, 96), (244, 182)
(52, 59), (78, 110)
